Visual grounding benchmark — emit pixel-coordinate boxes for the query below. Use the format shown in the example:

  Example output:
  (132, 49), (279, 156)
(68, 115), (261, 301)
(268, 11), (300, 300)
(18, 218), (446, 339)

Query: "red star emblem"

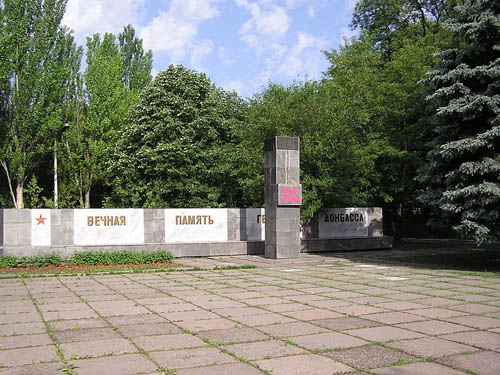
(35, 214), (47, 225)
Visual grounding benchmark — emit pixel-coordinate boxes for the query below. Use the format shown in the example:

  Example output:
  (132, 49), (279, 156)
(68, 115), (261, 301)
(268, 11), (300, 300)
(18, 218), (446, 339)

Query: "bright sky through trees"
(62, 0), (357, 97)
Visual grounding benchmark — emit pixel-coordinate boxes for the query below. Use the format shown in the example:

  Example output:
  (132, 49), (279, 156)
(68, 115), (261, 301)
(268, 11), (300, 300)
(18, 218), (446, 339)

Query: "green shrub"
(1, 253), (63, 268)
(0, 255), (19, 269)
(70, 249), (173, 266)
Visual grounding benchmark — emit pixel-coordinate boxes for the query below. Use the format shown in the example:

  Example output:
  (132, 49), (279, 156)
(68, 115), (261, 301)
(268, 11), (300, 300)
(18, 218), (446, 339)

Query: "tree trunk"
(84, 189), (91, 208)
(16, 182), (24, 209)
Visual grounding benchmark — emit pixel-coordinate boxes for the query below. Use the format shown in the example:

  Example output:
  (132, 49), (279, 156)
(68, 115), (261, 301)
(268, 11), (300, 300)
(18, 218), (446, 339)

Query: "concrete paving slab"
(395, 320), (474, 335)
(233, 312), (296, 326)
(257, 321), (329, 337)
(262, 303), (315, 312)
(0, 362), (63, 375)
(283, 308), (343, 321)
(53, 327), (122, 343)
(348, 326), (426, 342)
(325, 344), (418, 369)
(0, 321), (46, 336)
(160, 310), (220, 321)
(451, 303), (500, 315)
(332, 305), (388, 316)
(134, 333), (206, 351)
(211, 306), (268, 317)
(176, 362), (263, 375)
(61, 337), (137, 358)
(0, 312), (41, 324)
(47, 318), (108, 331)
(0, 333), (52, 349)
(198, 327), (269, 344)
(0, 345), (58, 367)
(363, 312), (425, 324)
(177, 318), (239, 332)
(70, 353), (157, 375)
(150, 347), (236, 369)
(409, 307), (469, 319)
(445, 315), (500, 329)
(437, 350), (500, 375)
(107, 314), (165, 326)
(388, 336), (479, 358)
(113, 322), (183, 337)
(439, 330), (500, 350)
(223, 339), (306, 360)
(371, 361), (466, 374)
(310, 317), (381, 331)
(290, 331), (368, 350)
(254, 353), (352, 375)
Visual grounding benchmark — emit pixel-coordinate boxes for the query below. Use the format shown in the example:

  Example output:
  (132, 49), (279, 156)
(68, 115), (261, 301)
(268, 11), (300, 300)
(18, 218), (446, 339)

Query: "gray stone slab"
(0, 345), (58, 366)
(61, 338), (137, 358)
(254, 354), (352, 375)
(438, 350), (500, 375)
(176, 363), (262, 375)
(371, 362), (465, 375)
(325, 344), (418, 370)
(0, 362), (62, 375)
(71, 353), (157, 375)
(150, 347), (235, 369)
(198, 327), (268, 344)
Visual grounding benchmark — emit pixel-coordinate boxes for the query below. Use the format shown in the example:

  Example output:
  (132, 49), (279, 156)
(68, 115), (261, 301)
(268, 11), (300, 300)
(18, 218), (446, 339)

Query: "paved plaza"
(1, 246), (500, 374)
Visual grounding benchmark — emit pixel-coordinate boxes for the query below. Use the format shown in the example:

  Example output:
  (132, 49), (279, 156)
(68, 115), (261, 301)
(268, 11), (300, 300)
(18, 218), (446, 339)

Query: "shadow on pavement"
(319, 243), (500, 273)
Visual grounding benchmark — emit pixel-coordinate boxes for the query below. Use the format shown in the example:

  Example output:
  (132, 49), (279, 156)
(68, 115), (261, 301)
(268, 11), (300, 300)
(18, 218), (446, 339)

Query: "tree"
(59, 25), (152, 208)
(0, 0), (79, 208)
(237, 38), (396, 222)
(351, 0), (460, 59)
(416, 0), (500, 244)
(106, 65), (246, 208)
(118, 24), (153, 92)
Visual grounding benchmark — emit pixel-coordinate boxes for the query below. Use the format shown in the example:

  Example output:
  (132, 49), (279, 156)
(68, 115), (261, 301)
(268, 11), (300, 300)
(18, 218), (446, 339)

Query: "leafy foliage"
(71, 250), (173, 266)
(58, 26), (152, 208)
(0, 249), (173, 268)
(416, 0), (500, 244)
(106, 65), (246, 208)
(0, 0), (80, 208)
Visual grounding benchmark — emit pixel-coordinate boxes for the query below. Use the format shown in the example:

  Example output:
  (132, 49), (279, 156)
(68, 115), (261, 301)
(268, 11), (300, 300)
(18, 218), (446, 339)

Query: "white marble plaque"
(74, 209), (144, 245)
(165, 208), (228, 243)
(319, 208), (369, 238)
(31, 209), (51, 246)
(245, 208), (265, 241)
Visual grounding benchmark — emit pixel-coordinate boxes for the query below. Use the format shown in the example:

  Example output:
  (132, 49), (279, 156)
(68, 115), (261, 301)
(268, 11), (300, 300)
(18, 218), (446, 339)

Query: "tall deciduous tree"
(118, 24), (153, 92)
(106, 65), (245, 208)
(60, 25), (152, 208)
(416, 0), (500, 244)
(0, 0), (78, 208)
(352, 0), (459, 59)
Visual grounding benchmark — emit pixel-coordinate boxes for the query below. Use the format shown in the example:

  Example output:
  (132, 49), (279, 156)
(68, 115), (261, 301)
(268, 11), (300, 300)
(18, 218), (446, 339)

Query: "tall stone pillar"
(264, 136), (302, 259)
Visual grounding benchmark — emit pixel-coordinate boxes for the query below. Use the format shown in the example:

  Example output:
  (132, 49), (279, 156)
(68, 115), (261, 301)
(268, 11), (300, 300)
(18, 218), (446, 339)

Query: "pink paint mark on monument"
(281, 188), (299, 195)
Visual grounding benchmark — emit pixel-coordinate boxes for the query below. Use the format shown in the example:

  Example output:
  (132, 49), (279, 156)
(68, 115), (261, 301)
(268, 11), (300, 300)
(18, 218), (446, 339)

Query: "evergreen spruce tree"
(416, 0), (500, 244)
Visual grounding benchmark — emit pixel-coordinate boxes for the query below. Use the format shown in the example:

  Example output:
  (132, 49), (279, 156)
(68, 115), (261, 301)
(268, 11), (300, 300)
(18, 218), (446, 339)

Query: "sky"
(62, 0), (358, 98)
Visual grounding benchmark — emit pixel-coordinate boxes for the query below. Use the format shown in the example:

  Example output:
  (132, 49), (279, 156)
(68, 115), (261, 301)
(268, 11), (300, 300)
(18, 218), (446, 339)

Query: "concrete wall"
(0, 208), (391, 258)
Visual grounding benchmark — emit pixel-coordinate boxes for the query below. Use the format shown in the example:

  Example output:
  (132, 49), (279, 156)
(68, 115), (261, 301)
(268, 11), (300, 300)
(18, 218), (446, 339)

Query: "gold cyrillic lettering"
(208, 216), (214, 224)
(188, 216), (195, 224)
(87, 216), (93, 226)
(120, 216), (126, 225)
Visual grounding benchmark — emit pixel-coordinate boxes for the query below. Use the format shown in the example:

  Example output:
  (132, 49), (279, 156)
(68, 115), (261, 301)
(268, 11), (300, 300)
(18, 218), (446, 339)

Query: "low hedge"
(0, 249), (173, 269)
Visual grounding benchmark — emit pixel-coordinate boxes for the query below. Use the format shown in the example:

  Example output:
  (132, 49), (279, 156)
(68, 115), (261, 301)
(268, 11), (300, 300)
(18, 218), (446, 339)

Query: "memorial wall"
(0, 207), (391, 258)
